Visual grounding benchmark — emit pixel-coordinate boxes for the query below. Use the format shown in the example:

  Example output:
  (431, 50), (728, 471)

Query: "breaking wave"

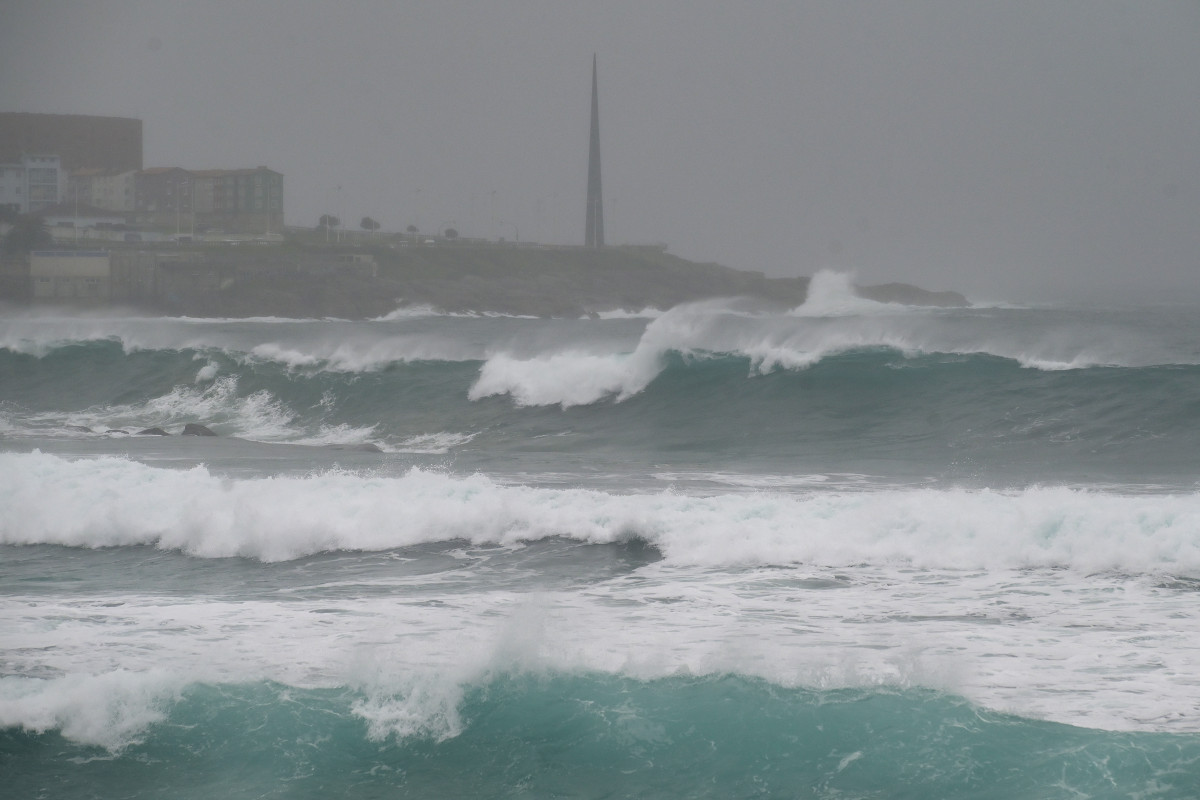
(4, 451), (1200, 572)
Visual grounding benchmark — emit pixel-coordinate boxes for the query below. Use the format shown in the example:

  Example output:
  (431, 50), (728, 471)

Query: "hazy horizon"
(2, 1), (1197, 305)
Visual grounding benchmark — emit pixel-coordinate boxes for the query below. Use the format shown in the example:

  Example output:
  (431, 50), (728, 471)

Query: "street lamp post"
(490, 190), (496, 241)
(336, 185), (343, 243)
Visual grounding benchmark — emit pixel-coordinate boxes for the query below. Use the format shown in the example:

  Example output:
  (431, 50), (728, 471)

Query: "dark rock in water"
(65, 425), (93, 433)
(325, 443), (384, 453)
(855, 282), (969, 307)
(181, 423), (218, 437)
(136, 427), (170, 436)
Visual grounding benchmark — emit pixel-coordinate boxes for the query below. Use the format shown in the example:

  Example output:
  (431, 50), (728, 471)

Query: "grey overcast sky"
(2, 1), (1198, 303)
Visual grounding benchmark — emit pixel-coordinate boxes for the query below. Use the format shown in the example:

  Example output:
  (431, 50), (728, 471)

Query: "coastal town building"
(0, 163), (24, 216)
(2, 113), (281, 235)
(133, 166), (283, 234)
(189, 167), (283, 235)
(0, 154), (65, 215)
(68, 168), (137, 212)
(135, 167), (193, 225)
(24, 155), (64, 213)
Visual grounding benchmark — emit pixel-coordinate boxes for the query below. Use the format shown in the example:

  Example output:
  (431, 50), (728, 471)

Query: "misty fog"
(2, 0), (1197, 304)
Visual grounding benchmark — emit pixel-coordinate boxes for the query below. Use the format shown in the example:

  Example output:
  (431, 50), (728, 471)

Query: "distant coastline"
(4, 240), (968, 319)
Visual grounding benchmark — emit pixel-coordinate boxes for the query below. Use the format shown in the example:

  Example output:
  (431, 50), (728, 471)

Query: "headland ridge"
(6, 239), (968, 318)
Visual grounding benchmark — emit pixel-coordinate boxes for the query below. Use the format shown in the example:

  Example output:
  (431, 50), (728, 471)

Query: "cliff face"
(132, 243), (966, 318)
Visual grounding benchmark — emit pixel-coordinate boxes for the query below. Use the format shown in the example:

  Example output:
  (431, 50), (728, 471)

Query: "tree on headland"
(361, 217), (381, 234)
(319, 214), (341, 243)
(2, 216), (52, 255)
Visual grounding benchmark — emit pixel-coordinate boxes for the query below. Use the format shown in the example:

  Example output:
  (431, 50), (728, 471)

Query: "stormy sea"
(2, 272), (1199, 798)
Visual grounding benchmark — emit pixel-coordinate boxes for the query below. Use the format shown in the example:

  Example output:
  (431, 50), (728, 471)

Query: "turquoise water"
(7, 676), (1200, 799)
(3, 281), (1200, 797)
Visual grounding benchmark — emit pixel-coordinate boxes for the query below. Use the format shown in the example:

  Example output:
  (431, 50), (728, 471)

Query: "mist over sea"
(3, 272), (1200, 798)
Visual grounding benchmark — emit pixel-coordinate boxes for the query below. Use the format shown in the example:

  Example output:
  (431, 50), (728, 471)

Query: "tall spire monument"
(585, 54), (605, 248)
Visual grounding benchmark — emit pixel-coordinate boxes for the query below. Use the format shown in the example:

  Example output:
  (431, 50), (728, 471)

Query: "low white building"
(36, 201), (127, 229)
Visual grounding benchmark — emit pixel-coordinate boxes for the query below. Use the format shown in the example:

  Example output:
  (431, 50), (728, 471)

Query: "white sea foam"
(7, 377), (388, 448)
(374, 305), (539, 321)
(792, 270), (899, 317)
(372, 304), (450, 320)
(349, 663), (469, 742)
(4, 451), (1200, 574)
(246, 335), (479, 372)
(125, 376), (298, 440)
(287, 422), (385, 449)
(394, 431), (477, 454)
(0, 671), (182, 751)
(470, 349), (662, 407)
(593, 307), (665, 319)
(194, 359), (220, 383)
(3, 561), (1197, 743)
(470, 299), (735, 406)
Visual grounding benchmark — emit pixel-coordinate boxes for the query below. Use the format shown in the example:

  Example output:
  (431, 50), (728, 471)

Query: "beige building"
(189, 167), (283, 234)
(69, 168), (137, 212)
(30, 250), (111, 303)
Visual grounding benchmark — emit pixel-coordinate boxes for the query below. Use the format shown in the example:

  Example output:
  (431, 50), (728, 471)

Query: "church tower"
(585, 54), (605, 248)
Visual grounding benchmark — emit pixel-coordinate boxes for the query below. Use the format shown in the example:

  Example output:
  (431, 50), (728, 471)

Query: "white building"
(0, 154), (65, 215)
(0, 163), (25, 216)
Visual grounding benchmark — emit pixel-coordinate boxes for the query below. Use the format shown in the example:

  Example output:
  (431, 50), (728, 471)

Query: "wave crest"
(0, 670), (181, 751)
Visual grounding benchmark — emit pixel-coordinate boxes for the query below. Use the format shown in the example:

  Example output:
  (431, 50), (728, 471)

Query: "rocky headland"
(26, 241), (969, 318)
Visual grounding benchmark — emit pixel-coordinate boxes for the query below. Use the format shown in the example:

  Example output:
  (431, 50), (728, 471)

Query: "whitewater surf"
(3, 274), (1200, 797)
